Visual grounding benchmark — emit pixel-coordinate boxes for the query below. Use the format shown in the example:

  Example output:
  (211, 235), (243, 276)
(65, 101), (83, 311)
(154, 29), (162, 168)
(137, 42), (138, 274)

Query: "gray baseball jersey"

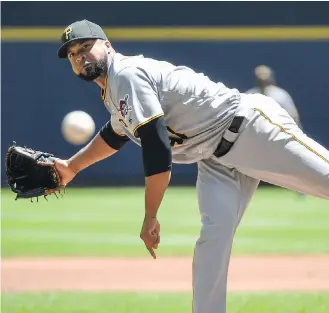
(246, 85), (300, 123)
(102, 53), (240, 164)
(100, 53), (329, 313)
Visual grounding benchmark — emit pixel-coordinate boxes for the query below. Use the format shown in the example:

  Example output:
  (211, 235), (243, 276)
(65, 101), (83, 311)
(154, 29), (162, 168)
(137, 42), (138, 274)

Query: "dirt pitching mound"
(2, 255), (329, 292)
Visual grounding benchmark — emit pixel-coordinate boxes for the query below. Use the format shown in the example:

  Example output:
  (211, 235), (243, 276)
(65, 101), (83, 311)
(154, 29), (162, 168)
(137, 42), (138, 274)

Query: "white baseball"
(61, 111), (96, 145)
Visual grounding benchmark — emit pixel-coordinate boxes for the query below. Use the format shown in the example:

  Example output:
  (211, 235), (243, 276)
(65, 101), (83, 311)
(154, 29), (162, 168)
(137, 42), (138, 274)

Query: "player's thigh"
(252, 110), (329, 197)
(220, 102), (329, 198)
(197, 159), (259, 235)
(263, 131), (329, 197)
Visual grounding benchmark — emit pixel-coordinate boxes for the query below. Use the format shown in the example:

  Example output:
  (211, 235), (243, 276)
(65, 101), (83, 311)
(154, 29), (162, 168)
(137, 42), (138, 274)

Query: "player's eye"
(83, 44), (89, 49)
(68, 52), (75, 58)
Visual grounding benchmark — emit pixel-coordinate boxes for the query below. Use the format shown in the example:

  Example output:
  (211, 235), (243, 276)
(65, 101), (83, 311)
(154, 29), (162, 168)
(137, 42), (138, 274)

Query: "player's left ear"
(105, 41), (112, 49)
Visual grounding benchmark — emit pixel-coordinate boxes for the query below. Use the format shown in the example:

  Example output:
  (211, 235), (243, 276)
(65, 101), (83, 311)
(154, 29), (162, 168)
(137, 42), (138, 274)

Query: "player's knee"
(196, 220), (235, 246)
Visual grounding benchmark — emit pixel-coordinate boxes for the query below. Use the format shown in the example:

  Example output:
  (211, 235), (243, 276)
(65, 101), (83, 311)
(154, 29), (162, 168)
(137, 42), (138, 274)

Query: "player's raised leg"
(193, 159), (259, 313)
(219, 94), (329, 199)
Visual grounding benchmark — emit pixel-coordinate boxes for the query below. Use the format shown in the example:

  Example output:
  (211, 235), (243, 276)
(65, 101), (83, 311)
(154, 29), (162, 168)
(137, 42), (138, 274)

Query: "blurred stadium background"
(2, 2), (329, 313)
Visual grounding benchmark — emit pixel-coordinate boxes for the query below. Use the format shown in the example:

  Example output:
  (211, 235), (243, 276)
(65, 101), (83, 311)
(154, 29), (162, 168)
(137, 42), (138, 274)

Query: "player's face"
(67, 39), (108, 81)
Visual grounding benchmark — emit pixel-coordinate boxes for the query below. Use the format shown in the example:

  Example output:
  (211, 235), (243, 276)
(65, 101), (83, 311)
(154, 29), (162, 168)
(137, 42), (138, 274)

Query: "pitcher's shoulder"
(110, 53), (137, 74)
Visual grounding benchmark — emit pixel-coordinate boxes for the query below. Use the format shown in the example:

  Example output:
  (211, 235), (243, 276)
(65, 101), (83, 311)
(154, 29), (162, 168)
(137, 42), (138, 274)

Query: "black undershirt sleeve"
(136, 116), (172, 177)
(99, 121), (130, 150)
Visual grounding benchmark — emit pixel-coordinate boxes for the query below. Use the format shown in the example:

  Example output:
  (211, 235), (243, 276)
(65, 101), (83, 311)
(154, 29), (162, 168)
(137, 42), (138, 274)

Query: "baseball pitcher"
(6, 20), (329, 313)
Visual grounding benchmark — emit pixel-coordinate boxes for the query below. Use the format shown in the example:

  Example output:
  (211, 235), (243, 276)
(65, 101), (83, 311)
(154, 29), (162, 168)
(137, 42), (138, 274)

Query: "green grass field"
(2, 187), (329, 313)
(2, 292), (329, 313)
(2, 187), (329, 257)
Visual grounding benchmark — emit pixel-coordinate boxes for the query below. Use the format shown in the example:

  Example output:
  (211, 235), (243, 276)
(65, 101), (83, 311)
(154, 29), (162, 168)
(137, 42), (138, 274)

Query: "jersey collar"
(101, 52), (116, 101)
(101, 74), (108, 101)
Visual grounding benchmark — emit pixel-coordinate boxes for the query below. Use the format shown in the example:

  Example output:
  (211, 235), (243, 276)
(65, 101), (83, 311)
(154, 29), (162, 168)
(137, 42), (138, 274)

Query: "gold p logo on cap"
(64, 27), (72, 41)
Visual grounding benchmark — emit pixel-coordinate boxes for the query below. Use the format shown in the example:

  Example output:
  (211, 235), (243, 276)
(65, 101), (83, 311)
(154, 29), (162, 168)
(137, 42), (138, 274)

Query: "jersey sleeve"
(115, 67), (164, 137)
(111, 116), (127, 137)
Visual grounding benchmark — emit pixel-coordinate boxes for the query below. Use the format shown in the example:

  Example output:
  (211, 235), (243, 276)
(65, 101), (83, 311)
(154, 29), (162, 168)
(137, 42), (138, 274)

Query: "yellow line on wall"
(2, 27), (329, 41)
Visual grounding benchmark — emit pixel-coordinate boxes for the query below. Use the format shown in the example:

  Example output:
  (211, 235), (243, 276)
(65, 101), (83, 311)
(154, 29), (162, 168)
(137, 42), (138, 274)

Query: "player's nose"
(76, 53), (86, 64)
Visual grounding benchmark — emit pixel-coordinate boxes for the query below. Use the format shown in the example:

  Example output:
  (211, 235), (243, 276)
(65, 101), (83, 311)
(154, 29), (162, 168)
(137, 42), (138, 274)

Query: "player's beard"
(78, 57), (108, 82)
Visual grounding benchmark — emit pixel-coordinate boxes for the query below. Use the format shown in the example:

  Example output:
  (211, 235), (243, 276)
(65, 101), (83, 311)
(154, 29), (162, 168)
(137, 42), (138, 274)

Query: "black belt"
(213, 116), (245, 158)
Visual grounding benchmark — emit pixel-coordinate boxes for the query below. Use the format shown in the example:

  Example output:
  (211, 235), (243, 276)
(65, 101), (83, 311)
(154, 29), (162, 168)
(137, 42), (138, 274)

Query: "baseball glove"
(5, 142), (63, 201)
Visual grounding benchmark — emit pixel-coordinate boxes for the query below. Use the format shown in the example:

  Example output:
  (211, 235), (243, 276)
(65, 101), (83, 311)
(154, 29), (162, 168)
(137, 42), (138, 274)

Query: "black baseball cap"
(57, 19), (108, 58)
